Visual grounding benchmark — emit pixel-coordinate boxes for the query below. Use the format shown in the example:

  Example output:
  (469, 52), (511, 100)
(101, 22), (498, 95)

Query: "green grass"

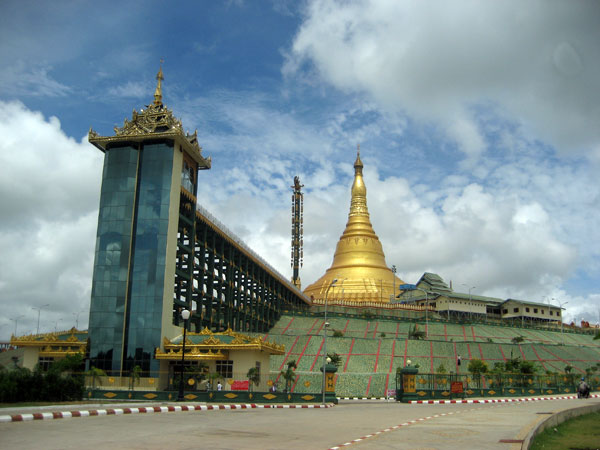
(530, 411), (600, 450)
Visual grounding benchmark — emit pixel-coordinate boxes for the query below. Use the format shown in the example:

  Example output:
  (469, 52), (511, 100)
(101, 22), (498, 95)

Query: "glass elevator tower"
(87, 68), (211, 376)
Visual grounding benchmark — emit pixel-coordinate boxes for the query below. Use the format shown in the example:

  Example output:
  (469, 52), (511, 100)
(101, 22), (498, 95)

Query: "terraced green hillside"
(260, 314), (600, 398)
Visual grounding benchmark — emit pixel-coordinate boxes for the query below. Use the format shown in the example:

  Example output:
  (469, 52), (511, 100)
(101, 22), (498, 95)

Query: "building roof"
(416, 272), (452, 293)
(9, 328), (88, 358)
(502, 298), (561, 309)
(155, 327), (285, 361)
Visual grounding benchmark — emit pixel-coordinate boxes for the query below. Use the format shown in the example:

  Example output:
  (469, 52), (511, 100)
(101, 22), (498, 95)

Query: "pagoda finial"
(153, 59), (164, 107)
(354, 143), (363, 172)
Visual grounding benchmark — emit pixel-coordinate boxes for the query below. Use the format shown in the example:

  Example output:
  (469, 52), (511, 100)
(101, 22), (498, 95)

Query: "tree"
(129, 365), (142, 390)
(246, 367), (260, 392)
(280, 360), (297, 393)
(332, 330), (344, 338)
(327, 352), (342, 368)
(519, 361), (538, 375)
(208, 372), (222, 391)
(511, 336), (525, 344)
(87, 366), (107, 390)
(467, 359), (488, 376)
(408, 324), (426, 340)
(436, 363), (447, 374)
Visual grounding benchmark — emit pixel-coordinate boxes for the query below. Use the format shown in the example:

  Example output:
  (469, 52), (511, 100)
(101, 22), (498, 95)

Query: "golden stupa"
(303, 150), (404, 302)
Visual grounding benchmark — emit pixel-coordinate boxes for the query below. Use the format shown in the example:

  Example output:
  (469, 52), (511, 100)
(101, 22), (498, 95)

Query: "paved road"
(1, 398), (598, 450)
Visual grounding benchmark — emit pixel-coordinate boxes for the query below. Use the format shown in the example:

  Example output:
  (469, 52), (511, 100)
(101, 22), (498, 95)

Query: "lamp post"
(322, 278), (338, 405)
(10, 315), (24, 336)
(177, 309), (190, 401)
(399, 284), (431, 336)
(73, 311), (84, 329)
(417, 288), (429, 337)
(32, 304), (49, 334)
(462, 285), (476, 321)
(554, 300), (568, 341)
(391, 265), (397, 302)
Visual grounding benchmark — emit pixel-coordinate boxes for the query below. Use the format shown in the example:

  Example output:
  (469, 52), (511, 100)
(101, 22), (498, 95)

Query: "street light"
(555, 300), (568, 340)
(391, 265), (397, 302)
(32, 304), (49, 334)
(462, 285), (476, 321)
(400, 284), (430, 337)
(10, 315), (24, 336)
(322, 278), (338, 405)
(73, 310), (84, 329)
(177, 309), (191, 401)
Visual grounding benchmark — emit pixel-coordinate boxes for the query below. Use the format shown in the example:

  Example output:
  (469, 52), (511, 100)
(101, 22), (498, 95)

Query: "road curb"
(0, 403), (334, 423)
(520, 401), (600, 449)
(409, 394), (599, 404)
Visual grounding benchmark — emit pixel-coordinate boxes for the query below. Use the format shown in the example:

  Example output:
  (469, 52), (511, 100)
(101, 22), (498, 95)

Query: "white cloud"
(286, 0), (600, 159)
(0, 61), (71, 98)
(0, 101), (102, 339)
(107, 81), (148, 99)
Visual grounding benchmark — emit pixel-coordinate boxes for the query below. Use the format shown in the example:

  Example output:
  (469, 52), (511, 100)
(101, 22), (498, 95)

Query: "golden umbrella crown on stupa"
(303, 149), (404, 302)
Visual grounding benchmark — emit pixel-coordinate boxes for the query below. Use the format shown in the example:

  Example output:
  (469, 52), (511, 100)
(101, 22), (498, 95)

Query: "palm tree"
(246, 367), (261, 392)
(129, 365), (142, 391)
(280, 360), (297, 393)
(87, 366), (106, 390)
(208, 372), (222, 391)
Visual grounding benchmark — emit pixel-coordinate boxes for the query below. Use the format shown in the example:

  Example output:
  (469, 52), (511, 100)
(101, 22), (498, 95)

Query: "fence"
(395, 371), (598, 402)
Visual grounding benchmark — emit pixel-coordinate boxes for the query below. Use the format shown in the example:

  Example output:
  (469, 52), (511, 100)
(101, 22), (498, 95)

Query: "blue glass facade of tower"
(88, 142), (174, 375)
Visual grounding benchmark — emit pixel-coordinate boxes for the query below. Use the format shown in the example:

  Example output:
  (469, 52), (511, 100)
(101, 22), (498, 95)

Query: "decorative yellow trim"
(301, 395), (315, 401)
(528, 389), (535, 394)
(465, 390), (474, 395)
(184, 394), (198, 400)
(263, 394), (276, 400)
(224, 393), (238, 399)
(143, 393), (157, 399)
(417, 391), (426, 397)
(508, 389), (516, 394)
(10, 329), (87, 356)
(441, 391), (450, 397)
(89, 97), (210, 168)
(488, 390), (496, 395)
(155, 328), (285, 361)
(103, 392), (117, 398)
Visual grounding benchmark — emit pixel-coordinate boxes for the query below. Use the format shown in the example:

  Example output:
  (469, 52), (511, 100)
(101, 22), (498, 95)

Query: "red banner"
(451, 382), (464, 394)
(231, 380), (249, 391)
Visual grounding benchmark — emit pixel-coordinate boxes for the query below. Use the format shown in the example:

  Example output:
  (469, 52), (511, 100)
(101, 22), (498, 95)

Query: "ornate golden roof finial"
(354, 144), (363, 173)
(153, 59), (164, 107)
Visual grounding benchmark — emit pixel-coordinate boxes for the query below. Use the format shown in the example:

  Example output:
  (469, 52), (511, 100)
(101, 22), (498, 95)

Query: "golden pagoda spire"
(303, 149), (404, 303)
(153, 60), (164, 107)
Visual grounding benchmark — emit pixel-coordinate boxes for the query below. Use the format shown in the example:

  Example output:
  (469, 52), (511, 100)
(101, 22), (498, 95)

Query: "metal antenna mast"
(291, 176), (304, 289)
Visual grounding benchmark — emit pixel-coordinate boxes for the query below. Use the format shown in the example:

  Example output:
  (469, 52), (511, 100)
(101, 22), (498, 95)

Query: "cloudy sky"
(1, 0), (599, 339)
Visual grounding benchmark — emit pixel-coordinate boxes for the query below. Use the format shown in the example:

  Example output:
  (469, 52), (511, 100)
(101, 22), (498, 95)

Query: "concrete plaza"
(1, 397), (599, 450)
